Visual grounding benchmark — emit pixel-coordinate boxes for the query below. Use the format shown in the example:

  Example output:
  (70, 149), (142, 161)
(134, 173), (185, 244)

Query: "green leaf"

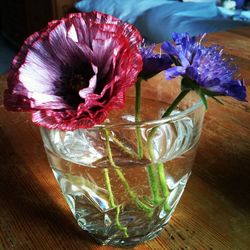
(199, 91), (208, 109)
(200, 88), (224, 105)
(211, 96), (224, 105)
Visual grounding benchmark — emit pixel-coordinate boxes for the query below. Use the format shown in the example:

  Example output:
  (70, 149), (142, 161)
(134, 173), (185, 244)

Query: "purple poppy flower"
(139, 43), (172, 79)
(4, 12), (143, 130)
(162, 32), (247, 102)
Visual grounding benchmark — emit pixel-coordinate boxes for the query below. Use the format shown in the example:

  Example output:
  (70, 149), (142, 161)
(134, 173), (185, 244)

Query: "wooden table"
(0, 27), (250, 250)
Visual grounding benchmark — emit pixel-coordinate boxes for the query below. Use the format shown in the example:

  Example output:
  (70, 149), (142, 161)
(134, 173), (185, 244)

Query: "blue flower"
(139, 43), (172, 79)
(162, 32), (247, 102)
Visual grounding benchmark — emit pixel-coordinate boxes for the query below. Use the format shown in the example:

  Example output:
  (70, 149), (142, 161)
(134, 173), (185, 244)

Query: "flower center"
(70, 74), (88, 93)
(58, 64), (95, 107)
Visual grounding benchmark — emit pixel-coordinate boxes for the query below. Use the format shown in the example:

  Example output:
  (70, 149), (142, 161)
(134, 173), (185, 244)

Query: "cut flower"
(4, 12), (143, 130)
(162, 32), (246, 102)
(139, 43), (172, 79)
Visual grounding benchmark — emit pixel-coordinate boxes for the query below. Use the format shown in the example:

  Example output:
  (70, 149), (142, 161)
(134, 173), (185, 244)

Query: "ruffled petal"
(4, 11), (143, 130)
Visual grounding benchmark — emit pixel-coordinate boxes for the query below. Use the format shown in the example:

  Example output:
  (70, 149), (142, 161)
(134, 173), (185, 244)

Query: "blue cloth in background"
(75, 0), (250, 43)
(75, 0), (172, 23)
(134, 2), (249, 42)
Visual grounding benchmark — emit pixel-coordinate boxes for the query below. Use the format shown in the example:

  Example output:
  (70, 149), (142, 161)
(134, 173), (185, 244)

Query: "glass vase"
(40, 84), (205, 247)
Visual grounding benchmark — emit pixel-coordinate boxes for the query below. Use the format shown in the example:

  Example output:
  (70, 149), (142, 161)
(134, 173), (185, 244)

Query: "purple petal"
(209, 80), (247, 101)
(186, 66), (198, 81)
(161, 32), (247, 102)
(177, 51), (190, 68)
(164, 66), (186, 80)
(49, 21), (86, 64)
(139, 44), (173, 78)
(161, 42), (177, 56)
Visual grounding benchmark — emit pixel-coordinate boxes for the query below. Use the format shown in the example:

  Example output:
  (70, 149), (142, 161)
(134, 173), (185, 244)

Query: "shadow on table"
(0, 125), (97, 249)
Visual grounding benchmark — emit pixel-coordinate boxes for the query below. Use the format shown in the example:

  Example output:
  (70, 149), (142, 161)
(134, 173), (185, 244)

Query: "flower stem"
(147, 90), (190, 211)
(135, 78), (143, 159)
(161, 89), (190, 118)
(103, 168), (128, 237)
(116, 205), (128, 237)
(109, 133), (139, 159)
(135, 78), (163, 210)
(147, 164), (161, 204)
(158, 163), (171, 212)
(104, 128), (153, 214)
(104, 168), (116, 208)
(146, 132), (163, 206)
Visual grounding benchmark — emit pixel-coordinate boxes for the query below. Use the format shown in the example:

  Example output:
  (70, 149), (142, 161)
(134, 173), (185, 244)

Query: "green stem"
(103, 168), (128, 237)
(147, 90), (190, 211)
(161, 89), (190, 118)
(147, 164), (161, 204)
(147, 131), (162, 206)
(158, 163), (171, 212)
(104, 128), (153, 214)
(116, 205), (128, 237)
(109, 134), (139, 159)
(104, 169), (116, 208)
(135, 79), (143, 159)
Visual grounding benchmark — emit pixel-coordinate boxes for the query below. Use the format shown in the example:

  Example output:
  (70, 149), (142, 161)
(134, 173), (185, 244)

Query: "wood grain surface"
(0, 27), (250, 250)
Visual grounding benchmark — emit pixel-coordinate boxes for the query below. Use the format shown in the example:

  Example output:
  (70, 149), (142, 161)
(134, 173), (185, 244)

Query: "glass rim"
(93, 98), (204, 129)
(39, 98), (204, 132)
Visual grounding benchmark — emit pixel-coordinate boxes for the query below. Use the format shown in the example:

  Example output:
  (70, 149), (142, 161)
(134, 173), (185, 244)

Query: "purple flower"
(4, 12), (143, 130)
(139, 43), (172, 79)
(162, 32), (247, 102)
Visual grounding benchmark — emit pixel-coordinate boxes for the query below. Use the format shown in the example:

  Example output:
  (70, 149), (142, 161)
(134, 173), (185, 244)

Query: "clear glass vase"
(40, 83), (205, 247)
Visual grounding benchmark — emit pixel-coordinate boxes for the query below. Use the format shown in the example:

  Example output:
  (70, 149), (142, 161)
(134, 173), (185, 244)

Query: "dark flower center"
(69, 74), (87, 93)
(58, 63), (95, 108)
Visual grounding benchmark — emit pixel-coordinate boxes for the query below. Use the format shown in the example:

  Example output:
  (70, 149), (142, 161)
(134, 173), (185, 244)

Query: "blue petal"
(140, 44), (173, 78)
(142, 55), (172, 76)
(186, 66), (198, 81)
(223, 80), (247, 101)
(161, 42), (177, 56)
(162, 32), (246, 102)
(205, 78), (221, 88)
(164, 66), (185, 80)
(177, 51), (190, 68)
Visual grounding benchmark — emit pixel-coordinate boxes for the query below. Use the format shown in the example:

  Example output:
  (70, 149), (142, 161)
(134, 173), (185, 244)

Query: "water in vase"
(41, 115), (201, 246)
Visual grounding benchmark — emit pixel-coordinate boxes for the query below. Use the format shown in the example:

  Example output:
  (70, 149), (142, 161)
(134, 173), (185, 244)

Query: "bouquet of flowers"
(3, 12), (246, 247)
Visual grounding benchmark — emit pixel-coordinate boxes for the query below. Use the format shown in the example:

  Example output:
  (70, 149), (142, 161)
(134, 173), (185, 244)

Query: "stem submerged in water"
(109, 133), (139, 159)
(102, 88), (190, 232)
(147, 90), (191, 211)
(104, 168), (116, 208)
(116, 205), (129, 237)
(158, 163), (171, 212)
(147, 164), (162, 204)
(104, 128), (153, 215)
(103, 168), (128, 237)
(135, 79), (143, 159)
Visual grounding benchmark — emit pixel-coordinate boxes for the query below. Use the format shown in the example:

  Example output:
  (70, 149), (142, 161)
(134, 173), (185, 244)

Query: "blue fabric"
(75, 0), (172, 23)
(75, 0), (250, 43)
(134, 2), (249, 42)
